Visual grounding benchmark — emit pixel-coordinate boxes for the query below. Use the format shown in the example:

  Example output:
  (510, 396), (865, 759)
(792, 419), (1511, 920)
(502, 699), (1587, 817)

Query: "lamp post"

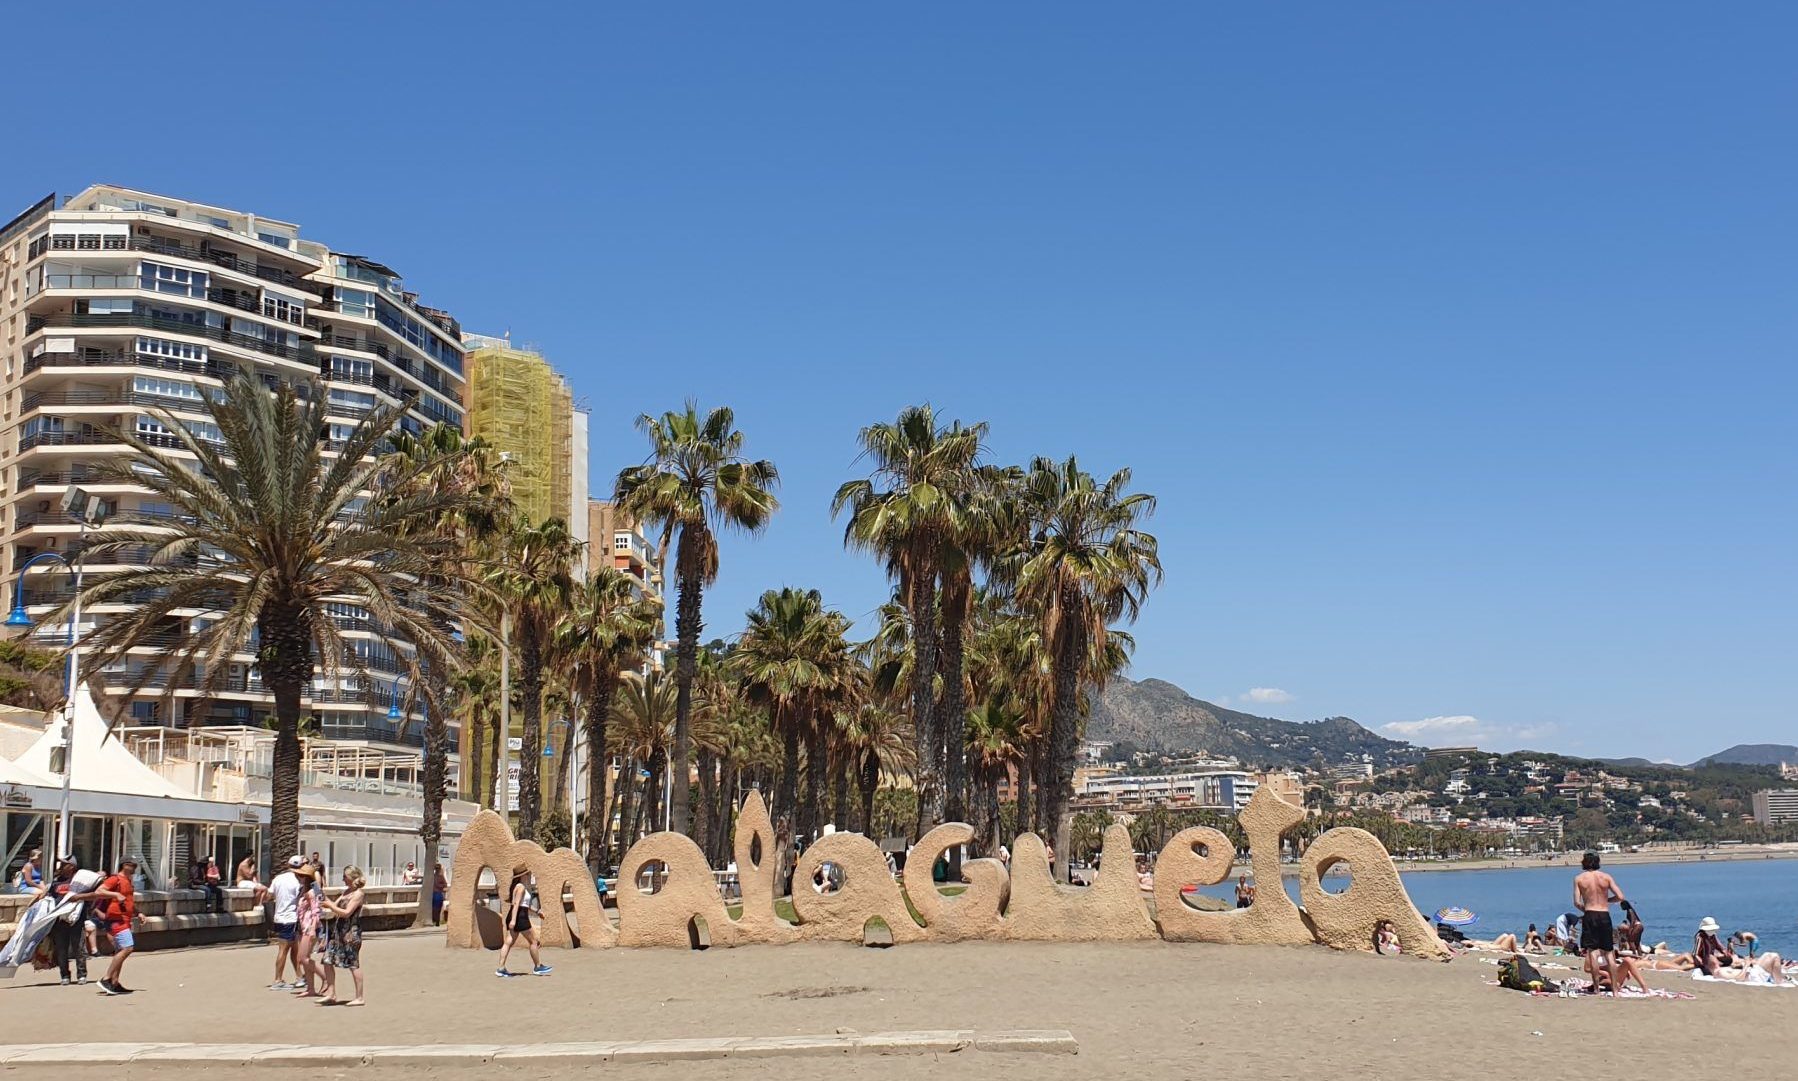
(387, 678), (403, 722)
(544, 718), (577, 853)
(6, 549), (84, 865)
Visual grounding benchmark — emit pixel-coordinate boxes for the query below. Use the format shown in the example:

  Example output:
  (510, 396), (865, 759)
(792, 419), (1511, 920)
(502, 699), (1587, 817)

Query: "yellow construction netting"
(464, 342), (574, 526)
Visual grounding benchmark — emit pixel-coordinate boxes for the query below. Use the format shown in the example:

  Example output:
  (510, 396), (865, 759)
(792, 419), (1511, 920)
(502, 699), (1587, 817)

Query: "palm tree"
(837, 700), (914, 835)
(488, 516), (580, 841)
(731, 587), (840, 842)
(556, 569), (660, 872)
(1005, 456), (1160, 881)
(448, 638), (501, 807)
(612, 668), (676, 854)
(965, 698), (1024, 854)
(377, 423), (508, 916)
(832, 405), (986, 834)
(66, 375), (475, 862)
(615, 403), (779, 836)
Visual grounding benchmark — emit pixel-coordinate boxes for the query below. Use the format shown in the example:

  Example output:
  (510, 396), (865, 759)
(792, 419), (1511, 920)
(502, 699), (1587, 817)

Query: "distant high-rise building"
(0, 185), (467, 748)
(1751, 788), (1798, 826)
(587, 500), (664, 606)
(462, 335), (573, 529)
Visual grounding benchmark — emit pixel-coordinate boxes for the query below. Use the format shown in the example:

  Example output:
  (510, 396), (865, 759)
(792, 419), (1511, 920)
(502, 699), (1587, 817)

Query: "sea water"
(1198, 858), (1798, 956)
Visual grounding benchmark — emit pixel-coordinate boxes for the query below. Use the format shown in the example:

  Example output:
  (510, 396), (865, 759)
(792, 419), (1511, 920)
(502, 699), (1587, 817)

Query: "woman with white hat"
(1694, 917), (1788, 982)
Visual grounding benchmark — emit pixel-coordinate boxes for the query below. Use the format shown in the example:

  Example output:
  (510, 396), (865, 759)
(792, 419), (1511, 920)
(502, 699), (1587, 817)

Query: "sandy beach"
(4, 929), (1795, 1081)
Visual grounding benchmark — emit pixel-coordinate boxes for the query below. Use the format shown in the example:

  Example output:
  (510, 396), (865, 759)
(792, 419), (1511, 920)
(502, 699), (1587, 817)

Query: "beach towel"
(1692, 972), (1798, 988)
(0, 895), (60, 975)
(1487, 978), (1695, 1001)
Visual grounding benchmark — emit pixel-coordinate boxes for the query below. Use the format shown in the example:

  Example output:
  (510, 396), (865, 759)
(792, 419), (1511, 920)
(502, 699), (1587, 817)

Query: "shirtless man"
(1573, 851), (1627, 993)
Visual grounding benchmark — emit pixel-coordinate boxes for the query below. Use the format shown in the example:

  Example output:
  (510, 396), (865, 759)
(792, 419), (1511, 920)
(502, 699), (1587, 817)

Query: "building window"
(136, 336), (207, 363)
(335, 288), (376, 318)
(133, 375), (205, 403)
(262, 294), (305, 325)
(329, 355), (373, 383)
(257, 231), (292, 250)
(328, 387), (376, 412)
(140, 261), (209, 299)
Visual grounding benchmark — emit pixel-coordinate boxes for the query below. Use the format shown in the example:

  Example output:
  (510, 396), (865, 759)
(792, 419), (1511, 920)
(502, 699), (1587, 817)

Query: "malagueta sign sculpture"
(447, 786), (1449, 960)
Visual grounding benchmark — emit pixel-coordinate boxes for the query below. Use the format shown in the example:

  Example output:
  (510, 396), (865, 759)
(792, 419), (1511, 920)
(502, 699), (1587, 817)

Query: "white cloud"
(1383, 715), (1481, 737)
(1382, 715), (1559, 751)
(1242, 687), (1295, 705)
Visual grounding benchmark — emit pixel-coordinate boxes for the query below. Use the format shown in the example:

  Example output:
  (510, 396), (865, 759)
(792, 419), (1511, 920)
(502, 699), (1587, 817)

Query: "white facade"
(0, 186), (466, 754)
(570, 408), (590, 580)
(1080, 768), (1258, 813)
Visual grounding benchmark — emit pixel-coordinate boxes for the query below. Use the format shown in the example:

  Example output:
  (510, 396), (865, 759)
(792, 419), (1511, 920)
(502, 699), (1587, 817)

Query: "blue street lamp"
(387, 679), (403, 721)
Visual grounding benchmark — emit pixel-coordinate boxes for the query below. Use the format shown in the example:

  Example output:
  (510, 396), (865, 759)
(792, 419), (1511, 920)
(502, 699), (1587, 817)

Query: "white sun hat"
(1697, 916), (1721, 934)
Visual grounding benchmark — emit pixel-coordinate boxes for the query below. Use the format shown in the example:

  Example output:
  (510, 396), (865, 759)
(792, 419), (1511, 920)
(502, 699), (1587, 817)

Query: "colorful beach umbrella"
(1435, 906), (1478, 926)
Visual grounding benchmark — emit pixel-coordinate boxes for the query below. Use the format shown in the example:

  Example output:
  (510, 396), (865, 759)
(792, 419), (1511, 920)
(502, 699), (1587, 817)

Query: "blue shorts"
(273, 922), (297, 942)
(112, 929), (135, 950)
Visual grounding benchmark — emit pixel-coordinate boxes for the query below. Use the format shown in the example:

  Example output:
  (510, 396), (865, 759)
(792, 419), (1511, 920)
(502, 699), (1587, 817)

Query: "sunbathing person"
(1524, 924), (1544, 952)
(1693, 917), (1736, 975)
(1490, 932), (1520, 952)
(1593, 952), (1654, 994)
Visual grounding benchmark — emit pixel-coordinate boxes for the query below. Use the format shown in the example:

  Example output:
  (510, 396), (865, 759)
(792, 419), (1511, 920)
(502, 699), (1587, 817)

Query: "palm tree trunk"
(582, 677), (616, 875)
(517, 628), (545, 841)
(695, 748), (717, 866)
(488, 702), (504, 814)
(858, 752), (879, 837)
(417, 676), (448, 926)
(603, 757), (630, 868)
(714, 762), (738, 867)
(670, 541), (703, 836)
(777, 709), (800, 841)
(798, 743), (821, 846)
(259, 608), (310, 867)
(1045, 609), (1086, 883)
(907, 552), (942, 837)
(645, 747), (667, 833)
(831, 755), (849, 833)
(466, 709), (485, 807)
(942, 564), (970, 827)
(617, 757), (641, 859)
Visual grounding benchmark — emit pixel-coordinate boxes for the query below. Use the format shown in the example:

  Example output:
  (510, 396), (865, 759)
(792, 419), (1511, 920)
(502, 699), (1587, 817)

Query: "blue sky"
(7, 3), (1793, 762)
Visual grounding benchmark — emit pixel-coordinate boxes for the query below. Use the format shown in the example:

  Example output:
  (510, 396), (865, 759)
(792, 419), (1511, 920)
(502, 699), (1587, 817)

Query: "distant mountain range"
(1086, 676), (1792, 775)
(1085, 676), (1420, 770)
(1688, 744), (1797, 769)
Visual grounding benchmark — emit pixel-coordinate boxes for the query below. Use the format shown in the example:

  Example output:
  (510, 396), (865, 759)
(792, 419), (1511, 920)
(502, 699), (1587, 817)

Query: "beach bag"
(1498, 954), (1558, 993)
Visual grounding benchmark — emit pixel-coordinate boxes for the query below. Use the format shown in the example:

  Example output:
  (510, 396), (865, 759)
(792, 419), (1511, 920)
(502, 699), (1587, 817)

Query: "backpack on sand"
(1498, 953), (1558, 993)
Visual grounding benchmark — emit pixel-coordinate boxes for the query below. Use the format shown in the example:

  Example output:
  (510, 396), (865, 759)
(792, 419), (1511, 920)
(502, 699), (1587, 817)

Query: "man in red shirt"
(97, 857), (140, 996)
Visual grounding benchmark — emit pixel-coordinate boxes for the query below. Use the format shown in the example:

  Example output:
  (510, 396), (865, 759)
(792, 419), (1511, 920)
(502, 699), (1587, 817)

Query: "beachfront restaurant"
(0, 692), (259, 889)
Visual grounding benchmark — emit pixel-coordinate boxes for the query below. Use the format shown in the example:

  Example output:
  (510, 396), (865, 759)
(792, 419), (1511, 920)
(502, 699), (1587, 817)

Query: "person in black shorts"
(495, 868), (550, 978)
(1573, 851), (1627, 992)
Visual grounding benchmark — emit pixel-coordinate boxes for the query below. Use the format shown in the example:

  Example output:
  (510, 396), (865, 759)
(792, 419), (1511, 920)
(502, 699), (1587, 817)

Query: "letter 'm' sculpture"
(447, 787), (1448, 960)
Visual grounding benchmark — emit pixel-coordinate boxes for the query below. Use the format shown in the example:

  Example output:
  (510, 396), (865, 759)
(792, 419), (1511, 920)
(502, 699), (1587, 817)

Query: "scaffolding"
(463, 337), (574, 526)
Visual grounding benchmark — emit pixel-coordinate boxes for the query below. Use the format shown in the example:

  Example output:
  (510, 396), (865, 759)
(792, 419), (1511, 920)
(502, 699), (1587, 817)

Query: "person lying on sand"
(1490, 932), (1520, 952)
(1592, 953), (1654, 995)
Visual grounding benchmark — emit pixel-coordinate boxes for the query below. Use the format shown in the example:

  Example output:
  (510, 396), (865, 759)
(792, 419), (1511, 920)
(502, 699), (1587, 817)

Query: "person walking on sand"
(267, 855), (303, 989)
(317, 865), (367, 1006)
(1573, 851), (1626, 993)
(495, 869), (551, 978)
(1234, 875), (1255, 909)
(290, 863), (323, 997)
(96, 857), (140, 996)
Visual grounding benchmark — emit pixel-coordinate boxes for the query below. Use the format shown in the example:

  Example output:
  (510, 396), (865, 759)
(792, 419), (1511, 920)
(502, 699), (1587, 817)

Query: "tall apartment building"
(0, 185), (467, 750)
(461, 336), (588, 561)
(1750, 788), (1798, 827)
(587, 500), (664, 603)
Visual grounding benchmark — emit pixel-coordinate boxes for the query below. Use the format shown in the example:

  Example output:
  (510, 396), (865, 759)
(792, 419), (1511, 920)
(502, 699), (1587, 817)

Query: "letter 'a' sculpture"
(449, 787), (1447, 959)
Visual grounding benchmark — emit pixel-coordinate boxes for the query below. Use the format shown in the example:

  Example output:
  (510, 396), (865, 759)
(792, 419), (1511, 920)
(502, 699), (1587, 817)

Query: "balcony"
(24, 347), (216, 379)
(27, 312), (315, 364)
(18, 427), (220, 454)
(21, 388), (216, 413)
(126, 235), (321, 294)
